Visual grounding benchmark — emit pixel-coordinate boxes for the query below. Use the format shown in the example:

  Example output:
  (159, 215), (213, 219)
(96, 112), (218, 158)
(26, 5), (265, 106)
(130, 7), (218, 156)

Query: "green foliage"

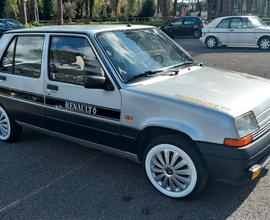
(126, 0), (137, 17)
(106, 4), (113, 17)
(139, 0), (156, 17)
(64, 1), (77, 21)
(92, 0), (101, 17)
(43, 0), (54, 20)
(0, 0), (6, 18)
(4, 0), (19, 18)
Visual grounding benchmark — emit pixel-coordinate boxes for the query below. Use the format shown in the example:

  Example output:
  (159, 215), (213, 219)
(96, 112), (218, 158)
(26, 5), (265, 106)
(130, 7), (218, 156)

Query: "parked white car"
(200, 16), (270, 50)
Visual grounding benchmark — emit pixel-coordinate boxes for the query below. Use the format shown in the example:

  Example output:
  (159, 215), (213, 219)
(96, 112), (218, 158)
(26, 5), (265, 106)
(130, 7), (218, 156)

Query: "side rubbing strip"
(0, 86), (121, 121)
(0, 86), (44, 104)
(45, 97), (121, 120)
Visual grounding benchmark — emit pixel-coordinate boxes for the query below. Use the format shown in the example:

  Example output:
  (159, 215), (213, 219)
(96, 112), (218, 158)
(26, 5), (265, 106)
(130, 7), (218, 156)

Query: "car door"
(213, 18), (231, 44)
(182, 17), (195, 36)
(43, 34), (126, 151)
(163, 18), (184, 37)
(227, 17), (254, 45)
(0, 34), (46, 127)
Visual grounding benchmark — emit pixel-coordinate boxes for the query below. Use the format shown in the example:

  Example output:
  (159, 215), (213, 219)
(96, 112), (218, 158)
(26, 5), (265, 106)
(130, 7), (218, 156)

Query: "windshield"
(250, 16), (266, 27)
(97, 28), (193, 82)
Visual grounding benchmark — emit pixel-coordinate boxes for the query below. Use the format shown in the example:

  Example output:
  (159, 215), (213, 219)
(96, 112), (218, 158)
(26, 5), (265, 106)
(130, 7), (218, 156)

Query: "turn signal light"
(224, 134), (253, 147)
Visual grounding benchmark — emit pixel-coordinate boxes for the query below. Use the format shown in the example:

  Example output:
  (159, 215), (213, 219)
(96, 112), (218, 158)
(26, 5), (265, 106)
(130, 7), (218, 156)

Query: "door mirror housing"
(84, 75), (106, 89)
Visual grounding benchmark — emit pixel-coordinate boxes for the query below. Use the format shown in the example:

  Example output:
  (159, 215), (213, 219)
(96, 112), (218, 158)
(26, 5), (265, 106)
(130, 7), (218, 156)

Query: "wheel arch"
(136, 126), (198, 161)
(205, 35), (219, 44)
(257, 35), (270, 46)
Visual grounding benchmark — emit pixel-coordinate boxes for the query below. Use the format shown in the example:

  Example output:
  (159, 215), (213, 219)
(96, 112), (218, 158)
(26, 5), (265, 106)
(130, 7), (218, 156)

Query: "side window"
(216, 19), (230, 28)
(170, 18), (183, 26)
(242, 18), (254, 28)
(184, 17), (194, 25)
(14, 36), (44, 78)
(0, 21), (6, 28)
(230, 18), (242, 29)
(49, 36), (104, 85)
(0, 37), (15, 73)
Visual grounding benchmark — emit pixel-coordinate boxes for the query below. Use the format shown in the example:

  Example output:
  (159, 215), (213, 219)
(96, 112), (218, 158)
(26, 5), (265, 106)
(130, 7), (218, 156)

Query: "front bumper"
(196, 130), (270, 184)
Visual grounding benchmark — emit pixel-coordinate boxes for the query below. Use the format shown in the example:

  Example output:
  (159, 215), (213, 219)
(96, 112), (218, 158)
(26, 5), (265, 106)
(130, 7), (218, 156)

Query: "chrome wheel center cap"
(165, 167), (173, 175)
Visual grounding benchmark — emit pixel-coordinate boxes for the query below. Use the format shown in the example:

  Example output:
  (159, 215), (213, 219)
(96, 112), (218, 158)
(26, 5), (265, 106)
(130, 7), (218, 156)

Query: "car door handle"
(229, 29), (234, 32)
(47, 84), (58, 91)
(0, 75), (6, 81)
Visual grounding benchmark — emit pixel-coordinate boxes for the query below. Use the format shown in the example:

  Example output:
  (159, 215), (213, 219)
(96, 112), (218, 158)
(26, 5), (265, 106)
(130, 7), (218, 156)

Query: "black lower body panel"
(196, 131), (270, 184)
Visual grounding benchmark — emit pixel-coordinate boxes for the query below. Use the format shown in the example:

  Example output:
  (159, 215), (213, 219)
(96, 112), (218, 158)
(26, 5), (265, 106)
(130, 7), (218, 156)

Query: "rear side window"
(0, 35), (44, 78)
(230, 18), (242, 29)
(49, 36), (104, 85)
(217, 18), (230, 28)
(184, 17), (195, 25)
(0, 38), (15, 73)
(170, 18), (183, 26)
(15, 36), (44, 78)
(0, 21), (5, 28)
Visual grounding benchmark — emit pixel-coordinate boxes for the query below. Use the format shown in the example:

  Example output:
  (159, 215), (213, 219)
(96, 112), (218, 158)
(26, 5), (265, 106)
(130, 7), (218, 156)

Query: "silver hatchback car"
(201, 16), (270, 50)
(0, 25), (270, 198)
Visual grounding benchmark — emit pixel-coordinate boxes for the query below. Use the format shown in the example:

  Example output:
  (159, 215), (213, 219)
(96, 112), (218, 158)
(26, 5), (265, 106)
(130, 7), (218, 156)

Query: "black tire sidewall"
(193, 30), (201, 39)
(259, 37), (270, 50)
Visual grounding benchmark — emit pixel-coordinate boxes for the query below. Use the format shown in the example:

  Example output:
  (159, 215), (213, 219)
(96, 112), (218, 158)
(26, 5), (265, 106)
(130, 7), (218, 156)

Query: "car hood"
(128, 66), (270, 118)
(257, 26), (270, 31)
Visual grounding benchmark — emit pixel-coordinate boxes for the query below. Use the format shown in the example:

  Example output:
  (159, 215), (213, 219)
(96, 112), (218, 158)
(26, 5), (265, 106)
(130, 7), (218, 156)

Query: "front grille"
(253, 107), (270, 140)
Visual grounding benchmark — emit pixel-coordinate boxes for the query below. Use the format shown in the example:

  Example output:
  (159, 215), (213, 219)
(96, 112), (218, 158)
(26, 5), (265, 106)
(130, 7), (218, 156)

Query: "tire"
(0, 106), (22, 142)
(193, 30), (201, 39)
(205, 36), (218, 49)
(258, 37), (270, 50)
(143, 135), (208, 199)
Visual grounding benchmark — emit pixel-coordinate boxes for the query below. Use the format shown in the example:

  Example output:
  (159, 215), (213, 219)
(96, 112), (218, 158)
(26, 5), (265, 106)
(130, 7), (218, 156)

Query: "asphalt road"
(0, 39), (270, 220)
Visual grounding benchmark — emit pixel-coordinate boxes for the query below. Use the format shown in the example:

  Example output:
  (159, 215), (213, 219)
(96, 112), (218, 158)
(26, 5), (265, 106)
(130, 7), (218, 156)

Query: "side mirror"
(84, 75), (106, 89)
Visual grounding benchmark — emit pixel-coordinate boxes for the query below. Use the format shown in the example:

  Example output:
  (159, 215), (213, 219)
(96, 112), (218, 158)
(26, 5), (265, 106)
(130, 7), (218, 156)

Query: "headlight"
(235, 111), (259, 137)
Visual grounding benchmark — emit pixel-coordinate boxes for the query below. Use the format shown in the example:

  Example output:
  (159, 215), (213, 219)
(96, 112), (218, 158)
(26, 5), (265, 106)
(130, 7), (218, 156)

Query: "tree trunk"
(197, 0), (202, 13)
(30, 0), (38, 22)
(268, 0), (270, 16)
(160, 0), (169, 18)
(246, 0), (253, 13)
(57, 0), (63, 25)
(173, 0), (177, 16)
(207, 0), (217, 20)
(221, 0), (232, 16)
(20, 0), (27, 24)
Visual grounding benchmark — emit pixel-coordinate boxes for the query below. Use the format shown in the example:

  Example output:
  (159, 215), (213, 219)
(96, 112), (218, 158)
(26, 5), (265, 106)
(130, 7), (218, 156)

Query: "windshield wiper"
(125, 70), (164, 83)
(169, 60), (196, 69)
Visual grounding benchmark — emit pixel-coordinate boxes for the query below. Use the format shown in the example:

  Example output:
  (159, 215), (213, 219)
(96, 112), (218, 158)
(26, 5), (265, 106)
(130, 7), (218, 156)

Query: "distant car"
(0, 19), (24, 36)
(160, 16), (206, 39)
(200, 16), (270, 50)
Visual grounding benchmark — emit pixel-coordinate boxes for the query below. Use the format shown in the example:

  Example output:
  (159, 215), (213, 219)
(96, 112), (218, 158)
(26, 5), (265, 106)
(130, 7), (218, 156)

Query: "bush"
(139, 0), (155, 18)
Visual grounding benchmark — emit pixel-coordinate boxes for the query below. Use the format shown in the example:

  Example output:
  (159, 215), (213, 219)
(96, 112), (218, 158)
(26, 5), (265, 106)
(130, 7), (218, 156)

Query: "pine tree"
(139, 0), (155, 17)
(0, 0), (6, 18)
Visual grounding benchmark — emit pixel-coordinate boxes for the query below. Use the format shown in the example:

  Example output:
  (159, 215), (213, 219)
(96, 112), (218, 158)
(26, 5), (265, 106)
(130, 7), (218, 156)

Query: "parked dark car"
(0, 19), (24, 36)
(160, 16), (206, 39)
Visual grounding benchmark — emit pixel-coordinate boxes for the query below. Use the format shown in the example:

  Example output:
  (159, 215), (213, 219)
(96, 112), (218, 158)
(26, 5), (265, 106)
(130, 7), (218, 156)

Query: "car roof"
(0, 18), (16, 21)
(6, 24), (153, 36)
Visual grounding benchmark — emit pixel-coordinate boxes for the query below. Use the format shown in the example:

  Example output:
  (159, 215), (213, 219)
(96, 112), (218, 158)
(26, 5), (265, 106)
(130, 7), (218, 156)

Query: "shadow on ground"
(0, 128), (261, 220)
